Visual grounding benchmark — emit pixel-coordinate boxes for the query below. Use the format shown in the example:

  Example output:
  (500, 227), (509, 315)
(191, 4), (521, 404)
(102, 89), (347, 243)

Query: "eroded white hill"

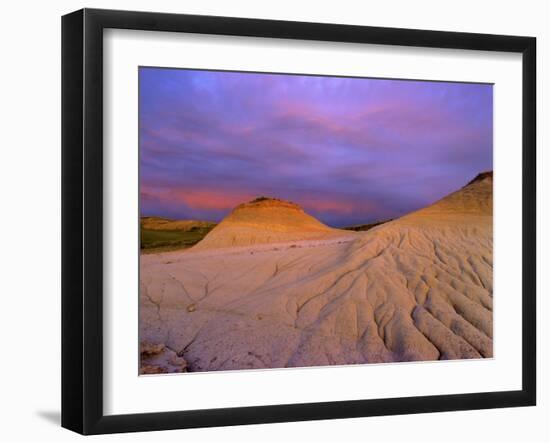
(140, 173), (493, 372)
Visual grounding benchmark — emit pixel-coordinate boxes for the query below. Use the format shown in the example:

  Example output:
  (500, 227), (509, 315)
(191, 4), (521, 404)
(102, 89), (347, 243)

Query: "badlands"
(140, 172), (493, 373)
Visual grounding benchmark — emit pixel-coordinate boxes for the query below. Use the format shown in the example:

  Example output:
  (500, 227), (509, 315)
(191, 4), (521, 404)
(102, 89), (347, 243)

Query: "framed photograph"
(61, 8), (536, 435)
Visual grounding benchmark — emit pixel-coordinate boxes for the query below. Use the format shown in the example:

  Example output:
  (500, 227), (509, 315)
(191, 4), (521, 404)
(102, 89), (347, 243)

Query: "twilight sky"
(139, 68), (493, 227)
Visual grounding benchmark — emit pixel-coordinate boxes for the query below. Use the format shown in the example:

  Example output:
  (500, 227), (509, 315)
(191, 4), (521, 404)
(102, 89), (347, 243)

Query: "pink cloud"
(141, 186), (255, 211)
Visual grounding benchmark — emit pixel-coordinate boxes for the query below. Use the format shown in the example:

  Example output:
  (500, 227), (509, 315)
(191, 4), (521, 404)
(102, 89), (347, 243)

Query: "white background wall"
(0, 0), (546, 441)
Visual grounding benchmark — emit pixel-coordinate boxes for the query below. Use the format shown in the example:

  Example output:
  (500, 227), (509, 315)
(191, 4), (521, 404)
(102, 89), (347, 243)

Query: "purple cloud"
(139, 68), (492, 227)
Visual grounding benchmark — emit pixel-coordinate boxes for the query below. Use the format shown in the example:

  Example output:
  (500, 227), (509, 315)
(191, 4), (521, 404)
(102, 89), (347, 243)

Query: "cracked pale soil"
(140, 173), (493, 372)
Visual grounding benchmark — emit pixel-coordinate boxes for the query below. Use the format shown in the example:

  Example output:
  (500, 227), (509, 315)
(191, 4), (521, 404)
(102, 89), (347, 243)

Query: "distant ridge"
(342, 219), (393, 232)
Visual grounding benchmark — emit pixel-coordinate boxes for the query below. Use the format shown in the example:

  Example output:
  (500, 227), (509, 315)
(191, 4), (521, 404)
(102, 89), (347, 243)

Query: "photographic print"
(138, 67), (493, 374)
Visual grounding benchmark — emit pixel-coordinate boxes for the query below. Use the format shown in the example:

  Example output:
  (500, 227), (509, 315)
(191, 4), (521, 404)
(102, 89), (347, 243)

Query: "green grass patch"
(140, 226), (214, 253)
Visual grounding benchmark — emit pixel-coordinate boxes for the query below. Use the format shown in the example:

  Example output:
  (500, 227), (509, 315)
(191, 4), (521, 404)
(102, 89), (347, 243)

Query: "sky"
(139, 67), (493, 227)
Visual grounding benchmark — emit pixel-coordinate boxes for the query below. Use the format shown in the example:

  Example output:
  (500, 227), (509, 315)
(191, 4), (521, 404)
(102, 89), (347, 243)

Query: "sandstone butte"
(140, 172), (493, 373)
(192, 197), (347, 250)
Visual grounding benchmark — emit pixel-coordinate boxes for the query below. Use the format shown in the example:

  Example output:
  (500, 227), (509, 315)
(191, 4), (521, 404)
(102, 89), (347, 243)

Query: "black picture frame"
(62, 8), (536, 435)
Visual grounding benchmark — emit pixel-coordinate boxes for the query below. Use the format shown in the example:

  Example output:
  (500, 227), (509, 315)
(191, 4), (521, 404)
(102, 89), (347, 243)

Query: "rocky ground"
(139, 173), (493, 373)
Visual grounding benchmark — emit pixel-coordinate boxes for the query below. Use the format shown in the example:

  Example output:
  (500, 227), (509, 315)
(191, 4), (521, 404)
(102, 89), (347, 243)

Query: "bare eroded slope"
(140, 173), (493, 372)
(192, 198), (350, 250)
